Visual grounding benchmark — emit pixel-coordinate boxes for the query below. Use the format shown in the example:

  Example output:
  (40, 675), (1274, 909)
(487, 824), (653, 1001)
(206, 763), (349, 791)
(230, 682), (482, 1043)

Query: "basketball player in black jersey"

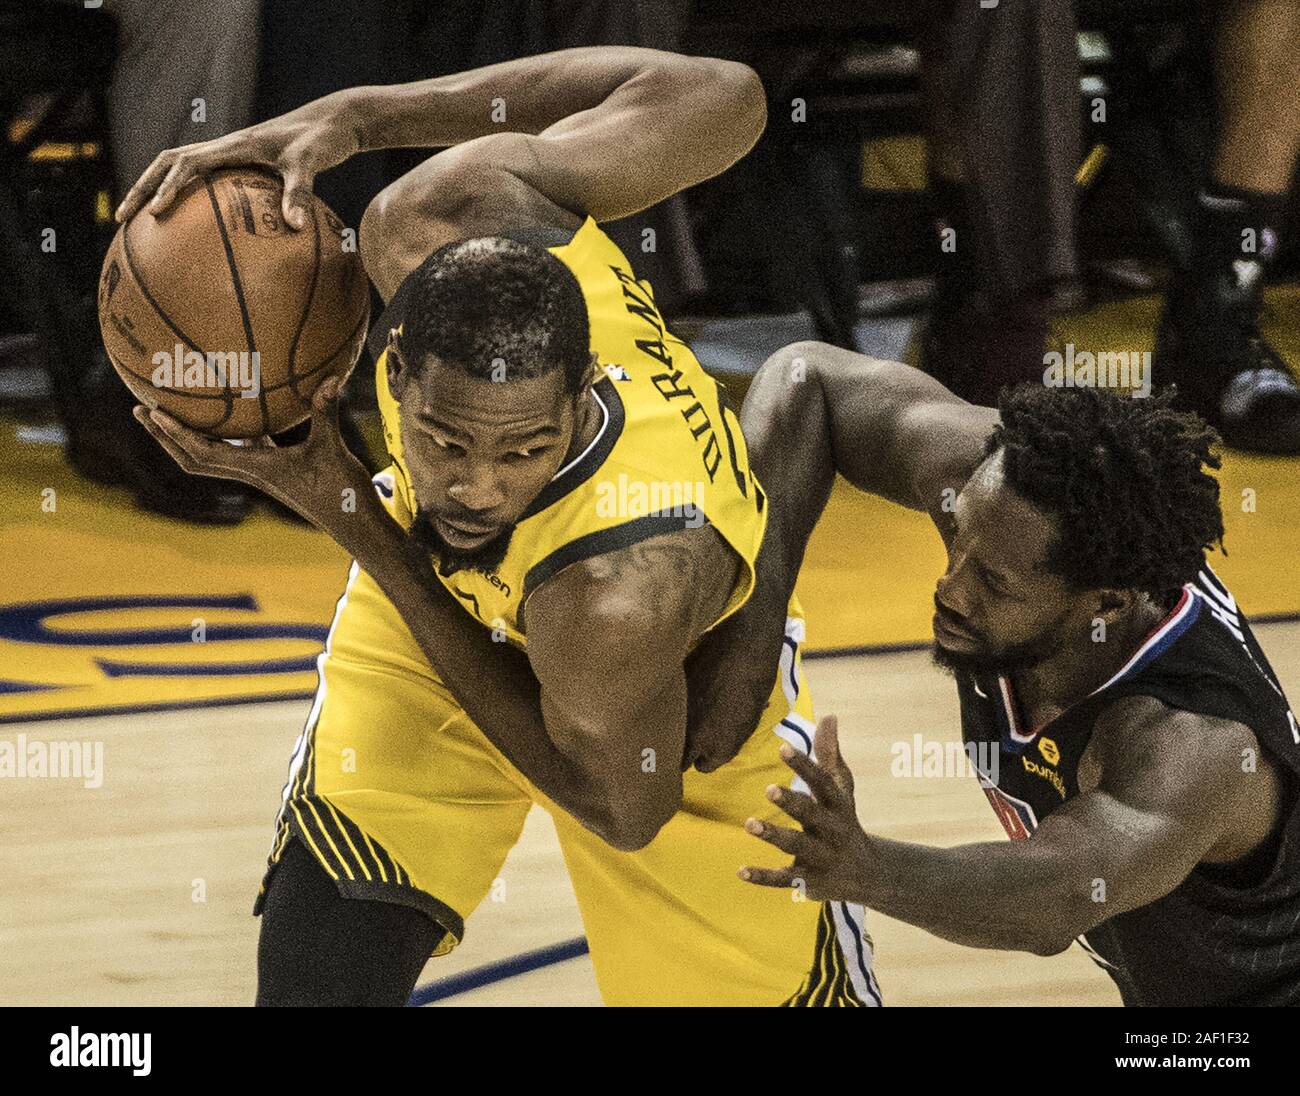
(687, 341), (1300, 1006)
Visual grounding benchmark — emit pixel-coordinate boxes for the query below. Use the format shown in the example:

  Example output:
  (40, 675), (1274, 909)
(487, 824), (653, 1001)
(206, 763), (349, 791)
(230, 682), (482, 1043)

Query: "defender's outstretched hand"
(739, 715), (874, 904)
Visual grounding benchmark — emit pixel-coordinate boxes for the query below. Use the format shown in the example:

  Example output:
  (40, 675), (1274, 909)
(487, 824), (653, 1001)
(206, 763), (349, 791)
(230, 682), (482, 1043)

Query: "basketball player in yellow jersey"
(122, 47), (881, 1006)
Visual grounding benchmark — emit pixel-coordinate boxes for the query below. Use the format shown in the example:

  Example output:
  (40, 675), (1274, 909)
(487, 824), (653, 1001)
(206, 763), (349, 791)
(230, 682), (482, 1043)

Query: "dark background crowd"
(2, 0), (1299, 524)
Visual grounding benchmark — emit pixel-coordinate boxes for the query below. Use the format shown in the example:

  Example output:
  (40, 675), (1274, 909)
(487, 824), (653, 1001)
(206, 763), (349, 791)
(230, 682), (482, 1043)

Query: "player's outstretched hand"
(738, 715), (873, 904)
(115, 99), (362, 229)
(132, 376), (377, 543)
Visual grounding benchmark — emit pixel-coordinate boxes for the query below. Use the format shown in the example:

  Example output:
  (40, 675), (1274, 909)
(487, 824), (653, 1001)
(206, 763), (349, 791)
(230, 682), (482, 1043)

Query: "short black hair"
(987, 385), (1224, 608)
(399, 236), (591, 394)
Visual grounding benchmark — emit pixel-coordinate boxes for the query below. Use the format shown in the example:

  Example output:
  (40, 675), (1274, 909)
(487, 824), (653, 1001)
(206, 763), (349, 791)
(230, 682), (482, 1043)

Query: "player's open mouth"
(437, 515), (497, 548)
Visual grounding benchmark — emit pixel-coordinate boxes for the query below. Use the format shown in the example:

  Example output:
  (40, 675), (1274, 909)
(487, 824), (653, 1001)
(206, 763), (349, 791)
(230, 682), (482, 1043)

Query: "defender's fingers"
(777, 745), (845, 810)
(814, 715), (843, 769)
(737, 865), (799, 889)
(812, 714), (855, 796)
(765, 783), (831, 830)
(745, 816), (818, 859)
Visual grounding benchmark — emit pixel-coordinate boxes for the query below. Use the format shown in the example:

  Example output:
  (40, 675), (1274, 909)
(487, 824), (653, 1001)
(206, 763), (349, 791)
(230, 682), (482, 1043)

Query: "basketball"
(97, 168), (369, 438)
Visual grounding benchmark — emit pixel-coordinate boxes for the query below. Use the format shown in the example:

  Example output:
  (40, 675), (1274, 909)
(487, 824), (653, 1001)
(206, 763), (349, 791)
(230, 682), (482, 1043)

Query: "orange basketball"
(97, 168), (369, 438)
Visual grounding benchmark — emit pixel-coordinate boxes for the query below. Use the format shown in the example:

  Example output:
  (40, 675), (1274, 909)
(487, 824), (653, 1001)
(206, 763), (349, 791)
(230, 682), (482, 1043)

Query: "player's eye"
(432, 436), (466, 457)
(503, 447), (548, 464)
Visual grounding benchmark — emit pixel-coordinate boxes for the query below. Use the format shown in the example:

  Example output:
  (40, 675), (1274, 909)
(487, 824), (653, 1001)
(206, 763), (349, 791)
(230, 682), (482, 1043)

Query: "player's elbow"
(600, 792), (679, 852)
(1026, 931), (1077, 958)
(660, 56), (765, 165)
(755, 341), (835, 417)
(1024, 881), (1098, 956)
(707, 59), (767, 148)
(602, 820), (659, 853)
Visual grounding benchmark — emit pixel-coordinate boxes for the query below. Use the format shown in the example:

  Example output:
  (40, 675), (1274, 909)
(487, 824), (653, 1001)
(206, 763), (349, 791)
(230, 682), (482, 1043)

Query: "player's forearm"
(341, 47), (762, 156)
(855, 835), (1093, 955)
(348, 522), (625, 844)
(681, 349), (839, 767)
(756, 341), (995, 515)
(543, 686), (685, 851)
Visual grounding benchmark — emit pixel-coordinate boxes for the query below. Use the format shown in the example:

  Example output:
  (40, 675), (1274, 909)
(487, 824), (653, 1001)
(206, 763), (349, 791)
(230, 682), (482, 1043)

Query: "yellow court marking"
(5, 287), (1300, 720)
(0, 434), (349, 721)
(4, 419), (1298, 721)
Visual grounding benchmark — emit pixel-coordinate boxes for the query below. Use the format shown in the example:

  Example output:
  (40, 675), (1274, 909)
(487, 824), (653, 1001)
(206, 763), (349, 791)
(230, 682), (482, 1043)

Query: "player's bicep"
(757, 341), (997, 519)
(1032, 786), (1220, 925)
(1031, 705), (1249, 929)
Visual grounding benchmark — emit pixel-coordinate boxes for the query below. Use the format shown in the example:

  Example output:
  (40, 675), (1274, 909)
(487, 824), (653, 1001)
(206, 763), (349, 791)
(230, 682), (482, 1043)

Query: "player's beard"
(409, 507), (517, 576)
(930, 630), (1062, 678)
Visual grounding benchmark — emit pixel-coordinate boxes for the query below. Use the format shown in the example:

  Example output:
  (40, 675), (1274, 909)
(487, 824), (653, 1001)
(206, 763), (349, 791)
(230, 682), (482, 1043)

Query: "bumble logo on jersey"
(1022, 754), (1067, 799)
(371, 217), (769, 647)
(1039, 737), (1061, 765)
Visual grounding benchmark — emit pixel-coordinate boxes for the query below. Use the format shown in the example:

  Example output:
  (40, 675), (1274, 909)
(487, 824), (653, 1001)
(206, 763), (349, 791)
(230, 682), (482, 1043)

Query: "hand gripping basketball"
(133, 374), (376, 541)
(115, 103), (361, 230)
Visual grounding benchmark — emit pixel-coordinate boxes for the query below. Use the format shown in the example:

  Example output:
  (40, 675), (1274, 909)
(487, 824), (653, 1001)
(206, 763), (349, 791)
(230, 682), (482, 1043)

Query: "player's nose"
(447, 465), (506, 512)
(934, 570), (974, 622)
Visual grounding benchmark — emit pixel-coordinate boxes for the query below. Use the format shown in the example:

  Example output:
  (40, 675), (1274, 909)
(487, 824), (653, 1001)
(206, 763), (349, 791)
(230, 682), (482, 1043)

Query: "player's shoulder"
(526, 524), (734, 653)
(1089, 692), (1287, 864)
(1091, 693), (1259, 791)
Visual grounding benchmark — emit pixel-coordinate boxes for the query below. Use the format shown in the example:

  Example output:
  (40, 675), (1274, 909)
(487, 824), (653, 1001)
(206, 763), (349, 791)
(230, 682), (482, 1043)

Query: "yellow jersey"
(257, 223), (874, 1006)
(371, 216), (768, 647)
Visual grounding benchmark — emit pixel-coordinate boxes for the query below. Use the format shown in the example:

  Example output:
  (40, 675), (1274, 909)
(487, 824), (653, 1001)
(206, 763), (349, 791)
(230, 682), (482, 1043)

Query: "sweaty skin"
(694, 340), (1283, 954)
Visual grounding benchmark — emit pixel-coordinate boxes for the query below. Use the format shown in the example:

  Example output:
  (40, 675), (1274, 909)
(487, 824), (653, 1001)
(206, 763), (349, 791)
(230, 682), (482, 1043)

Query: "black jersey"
(957, 566), (1300, 1006)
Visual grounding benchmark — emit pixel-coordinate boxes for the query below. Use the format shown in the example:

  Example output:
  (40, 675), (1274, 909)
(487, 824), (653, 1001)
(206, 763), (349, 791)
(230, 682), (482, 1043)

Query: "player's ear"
(570, 352), (598, 410)
(1093, 587), (1137, 623)
(582, 351), (599, 396)
(386, 329), (407, 397)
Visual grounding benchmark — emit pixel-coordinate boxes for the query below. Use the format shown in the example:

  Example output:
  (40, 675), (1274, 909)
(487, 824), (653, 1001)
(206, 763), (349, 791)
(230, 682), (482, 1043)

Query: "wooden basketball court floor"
(4, 620), (1298, 1007)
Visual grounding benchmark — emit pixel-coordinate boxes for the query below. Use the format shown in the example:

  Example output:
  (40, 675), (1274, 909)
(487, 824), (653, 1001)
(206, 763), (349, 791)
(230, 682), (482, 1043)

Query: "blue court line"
(407, 937), (590, 1005)
(4, 608), (1299, 725)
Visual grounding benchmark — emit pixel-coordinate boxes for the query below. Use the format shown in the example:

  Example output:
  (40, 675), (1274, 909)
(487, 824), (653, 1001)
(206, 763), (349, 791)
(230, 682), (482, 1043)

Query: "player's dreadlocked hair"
(987, 385), (1225, 609)
(399, 236), (591, 394)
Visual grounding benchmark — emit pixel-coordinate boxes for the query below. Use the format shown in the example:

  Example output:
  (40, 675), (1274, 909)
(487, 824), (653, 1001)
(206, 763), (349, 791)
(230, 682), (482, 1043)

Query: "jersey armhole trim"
(517, 511), (711, 634)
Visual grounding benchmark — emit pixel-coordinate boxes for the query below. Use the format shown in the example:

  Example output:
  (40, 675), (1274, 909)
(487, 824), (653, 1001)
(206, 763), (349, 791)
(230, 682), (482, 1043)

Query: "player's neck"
(1012, 598), (1169, 728)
